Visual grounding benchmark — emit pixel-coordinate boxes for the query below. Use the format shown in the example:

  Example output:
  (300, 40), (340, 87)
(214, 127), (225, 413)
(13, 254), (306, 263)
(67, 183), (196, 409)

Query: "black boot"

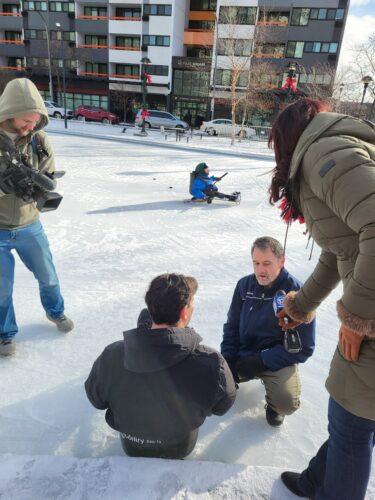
(281, 472), (308, 498)
(265, 405), (285, 427)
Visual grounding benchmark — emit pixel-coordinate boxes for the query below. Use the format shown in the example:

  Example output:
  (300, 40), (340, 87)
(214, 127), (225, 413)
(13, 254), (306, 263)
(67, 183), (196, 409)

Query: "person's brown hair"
(145, 273), (198, 326)
(251, 236), (284, 259)
(268, 98), (331, 205)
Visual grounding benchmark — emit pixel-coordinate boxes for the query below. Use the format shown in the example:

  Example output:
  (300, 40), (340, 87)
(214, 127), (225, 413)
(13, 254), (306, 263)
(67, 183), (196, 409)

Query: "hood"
(289, 112), (375, 181)
(123, 325), (202, 373)
(0, 78), (49, 131)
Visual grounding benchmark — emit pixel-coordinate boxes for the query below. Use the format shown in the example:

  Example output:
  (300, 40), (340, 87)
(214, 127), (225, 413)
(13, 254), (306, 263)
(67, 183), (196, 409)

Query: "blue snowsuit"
(191, 174), (218, 199)
(221, 268), (316, 372)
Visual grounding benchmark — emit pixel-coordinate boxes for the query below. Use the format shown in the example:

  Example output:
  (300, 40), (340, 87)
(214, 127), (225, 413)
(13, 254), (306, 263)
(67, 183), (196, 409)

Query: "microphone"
(273, 290), (303, 354)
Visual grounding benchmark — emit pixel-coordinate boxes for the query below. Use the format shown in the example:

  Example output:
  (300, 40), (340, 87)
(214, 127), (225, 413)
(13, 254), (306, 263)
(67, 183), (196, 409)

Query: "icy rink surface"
(0, 134), (373, 499)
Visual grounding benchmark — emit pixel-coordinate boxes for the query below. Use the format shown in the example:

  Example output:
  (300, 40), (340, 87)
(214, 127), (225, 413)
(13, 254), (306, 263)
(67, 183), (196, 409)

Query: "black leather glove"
(224, 356), (239, 385)
(236, 353), (266, 382)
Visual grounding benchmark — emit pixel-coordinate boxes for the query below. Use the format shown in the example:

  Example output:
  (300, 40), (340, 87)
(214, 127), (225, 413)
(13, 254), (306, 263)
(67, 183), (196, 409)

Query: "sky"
(338, 0), (375, 68)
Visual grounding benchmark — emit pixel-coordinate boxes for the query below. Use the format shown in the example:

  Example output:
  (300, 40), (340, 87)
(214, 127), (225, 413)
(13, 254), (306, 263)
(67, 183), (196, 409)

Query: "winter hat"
(195, 162), (209, 174)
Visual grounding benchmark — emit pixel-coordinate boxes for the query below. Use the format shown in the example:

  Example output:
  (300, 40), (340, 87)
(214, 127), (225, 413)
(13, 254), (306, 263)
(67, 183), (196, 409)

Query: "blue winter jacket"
(221, 268), (316, 372)
(191, 174), (218, 199)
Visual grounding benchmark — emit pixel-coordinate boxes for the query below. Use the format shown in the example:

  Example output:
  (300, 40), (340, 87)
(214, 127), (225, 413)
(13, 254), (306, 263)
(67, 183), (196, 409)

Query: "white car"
(200, 119), (256, 138)
(44, 101), (74, 119)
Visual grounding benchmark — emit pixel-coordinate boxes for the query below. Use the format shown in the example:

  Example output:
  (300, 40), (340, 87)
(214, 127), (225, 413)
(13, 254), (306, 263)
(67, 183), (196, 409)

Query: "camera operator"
(0, 78), (73, 357)
(221, 237), (316, 426)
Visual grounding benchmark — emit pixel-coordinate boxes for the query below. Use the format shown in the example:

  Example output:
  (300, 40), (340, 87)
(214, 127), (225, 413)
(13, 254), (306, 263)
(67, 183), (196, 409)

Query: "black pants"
(204, 187), (233, 201)
(120, 428), (199, 459)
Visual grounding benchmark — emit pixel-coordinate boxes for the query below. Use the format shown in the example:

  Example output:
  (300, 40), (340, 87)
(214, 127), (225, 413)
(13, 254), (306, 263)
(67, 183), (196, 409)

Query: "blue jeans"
(299, 397), (375, 500)
(0, 220), (64, 340)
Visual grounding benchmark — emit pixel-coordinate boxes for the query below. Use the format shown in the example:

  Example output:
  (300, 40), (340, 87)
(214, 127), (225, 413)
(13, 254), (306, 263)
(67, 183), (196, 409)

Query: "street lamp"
(338, 83), (345, 112)
(35, 11), (53, 101)
(140, 56), (151, 136)
(55, 22), (67, 129)
(361, 75), (373, 105)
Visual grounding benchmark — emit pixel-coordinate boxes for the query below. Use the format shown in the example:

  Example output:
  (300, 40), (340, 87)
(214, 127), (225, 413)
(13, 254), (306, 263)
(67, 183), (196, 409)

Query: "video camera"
(0, 151), (64, 212)
(273, 290), (303, 354)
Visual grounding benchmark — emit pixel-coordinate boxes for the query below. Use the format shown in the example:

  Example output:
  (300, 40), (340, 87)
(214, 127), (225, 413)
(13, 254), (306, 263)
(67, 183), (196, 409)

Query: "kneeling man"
(221, 237), (316, 426)
(85, 273), (236, 459)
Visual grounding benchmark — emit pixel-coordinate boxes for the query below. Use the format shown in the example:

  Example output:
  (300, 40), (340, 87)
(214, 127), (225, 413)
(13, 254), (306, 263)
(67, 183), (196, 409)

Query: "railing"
(0, 38), (23, 44)
(109, 45), (140, 51)
(109, 16), (141, 21)
(0, 12), (21, 16)
(184, 28), (212, 32)
(76, 15), (108, 20)
(253, 52), (284, 59)
(79, 71), (139, 80)
(76, 44), (108, 49)
(0, 65), (26, 71)
(257, 20), (288, 26)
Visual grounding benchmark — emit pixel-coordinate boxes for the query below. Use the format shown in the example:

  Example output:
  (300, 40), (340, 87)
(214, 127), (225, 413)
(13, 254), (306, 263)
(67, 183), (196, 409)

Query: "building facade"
(0, 0), (348, 123)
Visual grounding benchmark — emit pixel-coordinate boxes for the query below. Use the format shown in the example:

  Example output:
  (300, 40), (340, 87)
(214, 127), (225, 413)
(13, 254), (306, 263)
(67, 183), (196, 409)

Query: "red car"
(75, 105), (119, 124)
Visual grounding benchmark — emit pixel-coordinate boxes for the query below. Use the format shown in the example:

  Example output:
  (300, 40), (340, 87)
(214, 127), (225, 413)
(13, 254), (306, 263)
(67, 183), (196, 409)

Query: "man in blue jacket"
(221, 236), (315, 427)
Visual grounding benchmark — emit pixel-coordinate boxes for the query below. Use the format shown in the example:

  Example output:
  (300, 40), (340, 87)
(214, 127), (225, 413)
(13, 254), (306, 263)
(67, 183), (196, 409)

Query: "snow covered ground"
(0, 133), (373, 499)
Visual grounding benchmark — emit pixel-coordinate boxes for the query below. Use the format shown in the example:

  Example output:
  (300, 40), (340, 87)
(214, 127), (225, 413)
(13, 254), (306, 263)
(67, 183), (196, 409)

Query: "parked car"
(44, 100), (73, 119)
(74, 105), (119, 124)
(135, 110), (189, 130)
(200, 119), (256, 138)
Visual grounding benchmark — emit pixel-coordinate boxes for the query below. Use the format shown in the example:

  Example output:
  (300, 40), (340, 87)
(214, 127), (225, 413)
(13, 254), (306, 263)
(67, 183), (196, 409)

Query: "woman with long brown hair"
(268, 99), (375, 499)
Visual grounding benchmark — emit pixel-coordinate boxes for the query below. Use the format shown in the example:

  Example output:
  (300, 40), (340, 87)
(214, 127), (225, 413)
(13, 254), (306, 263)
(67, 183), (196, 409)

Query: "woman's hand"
(339, 325), (363, 362)
(276, 309), (303, 331)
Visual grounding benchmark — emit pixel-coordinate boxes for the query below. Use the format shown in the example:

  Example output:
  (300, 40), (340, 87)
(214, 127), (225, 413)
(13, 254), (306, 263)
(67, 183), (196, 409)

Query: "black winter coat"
(85, 324), (236, 457)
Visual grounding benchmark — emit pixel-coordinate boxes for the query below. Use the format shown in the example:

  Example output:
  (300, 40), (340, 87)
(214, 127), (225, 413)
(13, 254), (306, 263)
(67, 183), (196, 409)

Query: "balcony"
(109, 18), (142, 35)
(77, 43), (108, 49)
(78, 71), (108, 79)
(109, 15), (141, 21)
(183, 30), (214, 46)
(0, 12), (22, 28)
(109, 45), (140, 51)
(253, 52), (284, 59)
(0, 39), (24, 56)
(188, 11), (216, 21)
(256, 20), (288, 27)
(0, 12), (21, 16)
(76, 15), (108, 20)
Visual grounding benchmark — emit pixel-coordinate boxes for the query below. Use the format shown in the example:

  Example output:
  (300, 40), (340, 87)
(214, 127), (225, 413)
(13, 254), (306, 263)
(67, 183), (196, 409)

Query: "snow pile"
(0, 133), (374, 499)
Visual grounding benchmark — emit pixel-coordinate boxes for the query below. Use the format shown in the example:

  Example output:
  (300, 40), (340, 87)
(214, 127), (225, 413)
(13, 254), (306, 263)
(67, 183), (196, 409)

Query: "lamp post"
(338, 83), (344, 112)
(36, 11), (53, 101)
(55, 22), (67, 129)
(140, 56), (151, 136)
(361, 75), (373, 106)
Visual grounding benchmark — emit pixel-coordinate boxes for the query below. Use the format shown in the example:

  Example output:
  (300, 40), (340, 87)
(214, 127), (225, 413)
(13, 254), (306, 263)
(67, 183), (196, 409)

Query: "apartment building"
(0, 0), (348, 123)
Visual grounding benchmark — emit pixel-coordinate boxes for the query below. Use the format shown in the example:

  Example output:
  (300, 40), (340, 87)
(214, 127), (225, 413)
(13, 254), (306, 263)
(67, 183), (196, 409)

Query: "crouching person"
(85, 273), (236, 459)
(221, 237), (316, 426)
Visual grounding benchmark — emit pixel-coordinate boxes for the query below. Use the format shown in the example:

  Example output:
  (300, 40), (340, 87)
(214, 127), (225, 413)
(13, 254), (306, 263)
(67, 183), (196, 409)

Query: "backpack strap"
(31, 133), (49, 164)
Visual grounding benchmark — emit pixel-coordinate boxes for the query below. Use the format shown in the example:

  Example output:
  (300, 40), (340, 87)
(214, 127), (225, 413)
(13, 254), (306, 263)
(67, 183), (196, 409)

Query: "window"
(304, 41), (339, 54)
(115, 7), (141, 18)
(84, 6), (107, 17)
(8, 57), (25, 67)
(215, 69), (248, 87)
(255, 43), (285, 58)
(115, 36), (140, 48)
(173, 69), (210, 97)
(3, 4), (20, 13)
(286, 41), (304, 58)
(5, 31), (22, 41)
(85, 35), (107, 46)
(310, 8), (318, 19)
(142, 35), (170, 47)
(49, 2), (74, 12)
(299, 73), (332, 85)
(190, 0), (216, 10)
(218, 38), (252, 57)
(50, 30), (75, 42)
(85, 62), (107, 74)
(263, 11), (289, 24)
(115, 64), (140, 77)
(188, 20), (215, 30)
(144, 64), (169, 76)
(327, 9), (336, 20)
(23, 1), (47, 11)
(219, 6), (257, 25)
(291, 8), (310, 26)
(329, 43), (338, 53)
(186, 46), (212, 58)
(143, 4), (172, 16)
(318, 9), (327, 20)
(336, 9), (345, 20)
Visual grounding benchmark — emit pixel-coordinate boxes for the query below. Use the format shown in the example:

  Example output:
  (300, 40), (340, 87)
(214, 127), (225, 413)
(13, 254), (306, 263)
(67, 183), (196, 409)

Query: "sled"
(183, 192), (241, 205)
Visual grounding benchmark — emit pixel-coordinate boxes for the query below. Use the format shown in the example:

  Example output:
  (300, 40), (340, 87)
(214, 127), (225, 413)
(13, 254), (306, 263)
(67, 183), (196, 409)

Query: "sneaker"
(47, 314), (74, 333)
(137, 308), (152, 329)
(265, 404), (285, 427)
(281, 472), (308, 498)
(0, 339), (16, 357)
